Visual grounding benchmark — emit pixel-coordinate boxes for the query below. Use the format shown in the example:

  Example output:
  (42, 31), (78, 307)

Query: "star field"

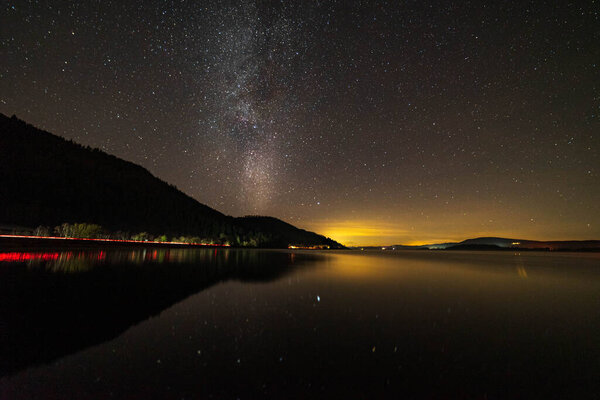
(1, 1), (598, 245)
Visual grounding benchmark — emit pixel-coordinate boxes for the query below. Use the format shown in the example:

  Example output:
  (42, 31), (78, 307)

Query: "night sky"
(1, 1), (598, 245)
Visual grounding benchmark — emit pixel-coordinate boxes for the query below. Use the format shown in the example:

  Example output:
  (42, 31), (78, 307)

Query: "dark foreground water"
(0, 248), (599, 399)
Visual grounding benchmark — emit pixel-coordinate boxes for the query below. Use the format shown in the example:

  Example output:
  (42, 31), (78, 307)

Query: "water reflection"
(2, 249), (599, 399)
(0, 248), (321, 377)
(0, 248), (233, 270)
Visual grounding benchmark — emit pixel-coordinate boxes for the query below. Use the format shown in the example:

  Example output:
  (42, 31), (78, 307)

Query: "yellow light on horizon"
(306, 220), (413, 246)
(304, 219), (489, 247)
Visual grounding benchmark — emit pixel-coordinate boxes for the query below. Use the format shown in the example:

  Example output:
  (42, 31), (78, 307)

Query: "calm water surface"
(1, 248), (599, 399)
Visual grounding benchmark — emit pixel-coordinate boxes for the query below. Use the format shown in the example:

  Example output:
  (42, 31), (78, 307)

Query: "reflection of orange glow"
(517, 267), (528, 278)
(288, 245), (330, 249)
(326, 253), (389, 279)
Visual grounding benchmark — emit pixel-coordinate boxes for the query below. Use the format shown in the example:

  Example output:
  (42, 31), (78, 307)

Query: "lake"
(1, 248), (599, 399)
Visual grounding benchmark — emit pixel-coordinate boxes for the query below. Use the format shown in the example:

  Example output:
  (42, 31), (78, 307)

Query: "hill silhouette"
(384, 236), (600, 251)
(0, 114), (342, 248)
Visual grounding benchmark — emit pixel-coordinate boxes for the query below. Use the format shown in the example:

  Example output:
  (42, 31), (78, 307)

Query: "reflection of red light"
(0, 252), (64, 262)
(0, 251), (111, 263)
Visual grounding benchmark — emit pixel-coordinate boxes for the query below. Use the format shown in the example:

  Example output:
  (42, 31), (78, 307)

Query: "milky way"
(1, 1), (598, 244)
(204, 2), (309, 209)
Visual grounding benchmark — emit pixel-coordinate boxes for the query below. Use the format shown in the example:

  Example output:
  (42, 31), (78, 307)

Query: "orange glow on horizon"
(303, 220), (465, 247)
(304, 220), (409, 246)
(301, 218), (564, 247)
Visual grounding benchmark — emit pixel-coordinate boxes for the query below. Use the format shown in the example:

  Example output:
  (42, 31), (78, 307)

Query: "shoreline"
(0, 235), (230, 250)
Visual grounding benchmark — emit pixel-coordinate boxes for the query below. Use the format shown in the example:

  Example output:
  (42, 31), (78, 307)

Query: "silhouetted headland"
(0, 114), (342, 249)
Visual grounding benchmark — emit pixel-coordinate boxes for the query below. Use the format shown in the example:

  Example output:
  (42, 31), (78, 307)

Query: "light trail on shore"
(0, 235), (230, 247)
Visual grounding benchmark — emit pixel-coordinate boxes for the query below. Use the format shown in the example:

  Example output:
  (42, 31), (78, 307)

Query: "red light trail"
(0, 234), (231, 247)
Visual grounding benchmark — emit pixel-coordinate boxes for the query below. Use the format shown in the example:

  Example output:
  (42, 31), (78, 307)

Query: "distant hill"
(451, 237), (600, 251)
(0, 114), (343, 248)
(359, 237), (600, 252)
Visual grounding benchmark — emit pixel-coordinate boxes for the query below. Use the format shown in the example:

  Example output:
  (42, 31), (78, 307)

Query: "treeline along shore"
(0, 235), (229, 250)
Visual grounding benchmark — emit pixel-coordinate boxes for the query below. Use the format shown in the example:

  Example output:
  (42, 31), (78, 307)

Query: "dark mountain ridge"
(383, 236), (600, 251)
(0, 114), (342, 248)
